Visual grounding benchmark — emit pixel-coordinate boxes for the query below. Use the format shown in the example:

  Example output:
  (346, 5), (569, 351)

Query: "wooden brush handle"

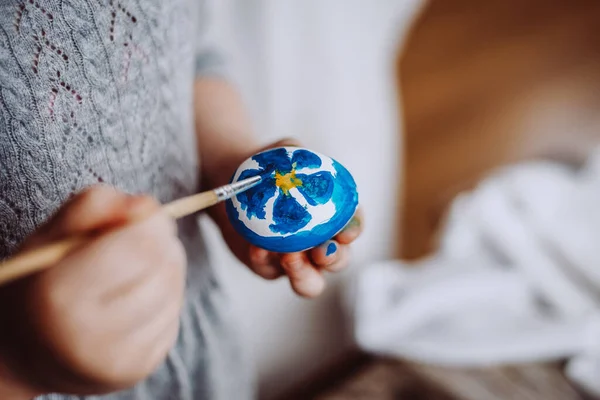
(0, 190), (220, 287)
(0, 237), (86, 286)
(162, 191), (218, 219)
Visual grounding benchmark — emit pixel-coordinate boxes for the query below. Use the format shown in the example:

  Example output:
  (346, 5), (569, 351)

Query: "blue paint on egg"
(234, 173), (276, 219)
(296, 171), (335, 206)
(226, 147), (359, 253)
(291, 149), (322, 169)
(270, 193), (312, 234)
(252, 147), (293, 174)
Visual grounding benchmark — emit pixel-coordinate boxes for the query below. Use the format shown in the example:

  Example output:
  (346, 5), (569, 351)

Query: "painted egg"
(225, 146), (359, 253)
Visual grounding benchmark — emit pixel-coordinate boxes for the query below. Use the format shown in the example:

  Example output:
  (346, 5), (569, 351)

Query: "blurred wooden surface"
(315, 359), (586, 400)
(398, 0), (600, 260)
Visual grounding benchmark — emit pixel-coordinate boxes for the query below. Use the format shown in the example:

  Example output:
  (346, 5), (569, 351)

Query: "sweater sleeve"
(195, 0), (230, 79)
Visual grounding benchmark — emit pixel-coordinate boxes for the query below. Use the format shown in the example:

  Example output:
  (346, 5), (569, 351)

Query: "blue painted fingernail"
(326, 242), (337, 256)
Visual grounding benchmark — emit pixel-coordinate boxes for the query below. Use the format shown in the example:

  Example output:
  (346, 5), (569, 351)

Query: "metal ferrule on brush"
(214, 175), (262, 201)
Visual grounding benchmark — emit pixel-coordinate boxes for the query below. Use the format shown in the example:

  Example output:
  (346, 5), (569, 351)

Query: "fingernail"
(325, 241), (337, 257)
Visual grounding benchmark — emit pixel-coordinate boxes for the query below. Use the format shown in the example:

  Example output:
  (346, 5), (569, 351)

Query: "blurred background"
(200, 0), (600, 399)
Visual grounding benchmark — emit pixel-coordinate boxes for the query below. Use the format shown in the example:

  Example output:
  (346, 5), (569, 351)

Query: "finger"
(119, 240), (185, 361)
(280, 252), (326, 298)
(48, 212), (181, 299)
(113, 287), (182, 385)
(42, 186), (125, 236)
(248, 246), (284, 280)
(143, 314), (181, 380)
(321, 244), (350, 273)
(98, 258), (176, 327)
(35, 186), (159, 242)
(259, 137), (303, 151)
(58, 190), (159, 234)
(335, 208), (364, 245)
(310, 240), (341, 268)
(126, 264), (184, 347)
(99, 232), (186, 307)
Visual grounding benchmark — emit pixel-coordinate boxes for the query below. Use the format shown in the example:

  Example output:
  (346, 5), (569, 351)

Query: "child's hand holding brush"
(0, 186), (186, 398)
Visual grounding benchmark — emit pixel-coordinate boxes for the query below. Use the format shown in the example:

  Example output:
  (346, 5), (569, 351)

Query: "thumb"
(259, 137), (303, 152)
(25, 186), (159, 248)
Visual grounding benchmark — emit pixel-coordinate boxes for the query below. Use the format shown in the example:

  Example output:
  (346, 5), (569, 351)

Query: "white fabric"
(344, 149), (600, 396)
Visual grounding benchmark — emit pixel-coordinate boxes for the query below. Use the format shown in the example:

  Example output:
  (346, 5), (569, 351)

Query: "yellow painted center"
(275, 170), (303, 195)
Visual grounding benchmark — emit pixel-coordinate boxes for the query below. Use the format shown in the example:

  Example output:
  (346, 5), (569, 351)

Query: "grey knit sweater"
(0, 1), (251, 399)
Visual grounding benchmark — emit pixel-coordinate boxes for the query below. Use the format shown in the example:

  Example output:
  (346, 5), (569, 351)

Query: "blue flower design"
(226, 147), (358, 253)
(234, 148), (335, 234)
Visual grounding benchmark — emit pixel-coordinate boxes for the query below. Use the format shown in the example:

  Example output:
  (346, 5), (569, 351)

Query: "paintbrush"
(0, 175), (262, 287)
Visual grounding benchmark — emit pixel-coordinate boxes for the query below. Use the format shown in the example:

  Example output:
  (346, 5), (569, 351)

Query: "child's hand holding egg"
(211, 141), (362, 298)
